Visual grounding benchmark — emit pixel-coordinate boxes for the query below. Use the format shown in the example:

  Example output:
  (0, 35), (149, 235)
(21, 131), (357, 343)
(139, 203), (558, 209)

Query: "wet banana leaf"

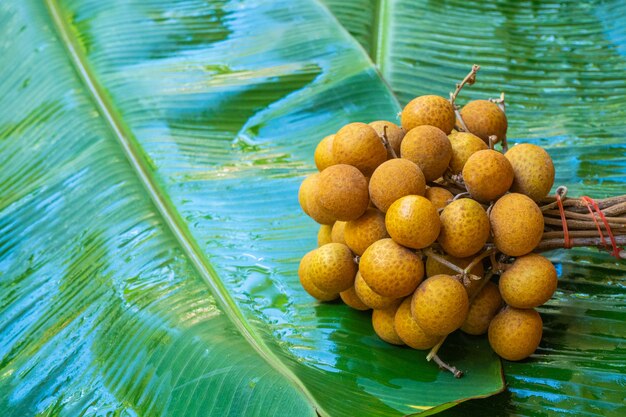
(322, 0), (626, 415)
(0, 1), (504, 416)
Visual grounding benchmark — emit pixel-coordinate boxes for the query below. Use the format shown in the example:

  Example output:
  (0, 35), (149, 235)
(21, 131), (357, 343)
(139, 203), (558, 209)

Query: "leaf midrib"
(43, 1), (325, 415)
(371, 0), (389, 74)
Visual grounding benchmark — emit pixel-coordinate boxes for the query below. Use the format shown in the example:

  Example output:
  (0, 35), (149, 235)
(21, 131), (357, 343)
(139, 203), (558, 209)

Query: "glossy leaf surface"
(0, 1), (504, 416)
(322, 0), (626, 415)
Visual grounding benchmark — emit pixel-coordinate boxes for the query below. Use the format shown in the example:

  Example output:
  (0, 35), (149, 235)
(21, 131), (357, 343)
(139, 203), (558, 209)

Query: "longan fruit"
(499, 254), (557, 308)
(424, 187), (453, 211)
(412, 274), (469, 336)
(462, 149), (514, 202)
(308, 243), (357, 293)
(369, 159), (426, 213)
(298, 173), (336, 224)
(298, 250), (339, 301)
(438, 198), (490, 258)
(314, 134), (335, 171)
(317, 224), (332, 246)
(340, 285), (370, 310)
(461, 282), (503, 335)
(333, 122), (387, 176)
(385, 195), (440, 249)
(401, 95), (456, 134)
(488, 306), (543, 361)
(505, 144), (555, 202)
(360, 238), (424, 298)
(344, 208), (389, 255)
(317, 164), (369, 221)
(372, 303), (404, 345)
(460, 100), (507, 144)
(331, 221), (347, 245)
(448, 131), (488, 174)
(394, 297), (440, 349)
(400, 125), (452, 181)
(354, 272), (399, 309)
(369, 120), (405, 159)
(490, 193), (544, 257)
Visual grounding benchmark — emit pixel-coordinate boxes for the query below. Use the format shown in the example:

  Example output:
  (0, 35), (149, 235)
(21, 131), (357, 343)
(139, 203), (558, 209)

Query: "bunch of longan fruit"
(298, 72), (561, 372)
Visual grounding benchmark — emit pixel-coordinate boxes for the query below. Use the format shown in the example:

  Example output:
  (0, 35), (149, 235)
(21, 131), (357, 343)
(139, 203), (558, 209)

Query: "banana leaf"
(0, 1), (505, 416)
(322, 0), (626, 415)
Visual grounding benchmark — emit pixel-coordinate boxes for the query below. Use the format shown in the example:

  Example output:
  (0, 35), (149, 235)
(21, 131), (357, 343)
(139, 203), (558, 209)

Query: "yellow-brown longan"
(344, 208), (389, 256)
(369, 120), (405, 159)
(298, 250), (339, 301)
(488, 306), (543, 361)
(460, 100), (508, 144)
(317, 164), (369, 221)
(372, 303), (404, 345)
(385, 195), (440, 249)
(424, 187), (453, 211)
(331, 221), (347, 245)
(490, 193), (544, 257)
(298, 173), (336, 224)
(317, 224), (332, 246)
(401, 95), (456, 134)
(438, 198), (490, 258)
(369, 159), (426, 213)
(499, 254), (557, 308)
(505, 143), (555, 202)
(340, 285), (370, 310)
(400, 125), (452, 182)
(461, 282), (503, 335)
(354, 272), (399, 309)
(412, 274), (469, 336)
(448, 131), (488, 174)
(308, 243), (357, 293)
(462, 149), (514, 203)
(359, 238), (424, 298)
(394, 297), (440, 349)
(314, 134), (335, 171)
(333, 122), (387, 176)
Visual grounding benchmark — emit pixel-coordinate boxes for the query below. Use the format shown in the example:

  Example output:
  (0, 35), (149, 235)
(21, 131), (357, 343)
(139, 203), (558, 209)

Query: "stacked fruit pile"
(297, 67), (623, 375)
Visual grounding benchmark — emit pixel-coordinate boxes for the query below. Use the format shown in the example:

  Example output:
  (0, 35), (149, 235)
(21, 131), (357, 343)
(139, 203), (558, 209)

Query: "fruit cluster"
(298, 68), (562, 371)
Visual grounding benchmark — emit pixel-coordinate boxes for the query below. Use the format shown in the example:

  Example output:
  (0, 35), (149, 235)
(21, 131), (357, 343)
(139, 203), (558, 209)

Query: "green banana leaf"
(322, 0), (626, 416)
(0, 1), (506, 416)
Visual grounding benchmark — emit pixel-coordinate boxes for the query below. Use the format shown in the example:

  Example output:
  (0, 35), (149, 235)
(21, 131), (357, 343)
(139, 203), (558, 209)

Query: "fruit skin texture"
(424, 187), (453, 211)
(488, 306), (543, 361)
(309, 243), (357, 293)
(385, 195), (440, 249)
(448, 131), (488, 174)
(340, 285), (370, 310)
(360, 238), (424, 298)
(490, 193), (544, 256)
(499, 254), (557, 308)
(331, 221), (347, 245)
(332, 122), (387, 176)
(438, 198), (491, 258)
(369, 159), (426, 213)
(461, 282), (503, 335)
(394, 297), (440, 349)
(505, 144), (555, 202)
(412, 274), (469, 336)
(298, 173), (336, 224)
(354, 272), (399, 309)
(400, 125), (452, 181)
(369, 120), (405, 159)
(344, 208), (389, 256)
(372, 303), (404, 345)
(317, 224), (333, 246)
(314, 134), (335, 171)
(401, 95), (456, 134)
(460, 100), (508, 143)
(462, 149), (514, 202)
(299, 250), (338, 301)
(318, 164), (369, 221)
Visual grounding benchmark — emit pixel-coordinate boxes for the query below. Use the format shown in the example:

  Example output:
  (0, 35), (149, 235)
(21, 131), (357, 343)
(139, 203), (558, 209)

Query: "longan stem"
(450, 65), (480, 106)
(423, 248), (465, 275)
(432, 354), (464, 378)
(536, 235), (626, 258)
(543, 209), (626, 224)
(542, 229), (626, 239)
(381, 125), (398, 158)
(426, 338), (446, 361)
(462, 248), (497, 278)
